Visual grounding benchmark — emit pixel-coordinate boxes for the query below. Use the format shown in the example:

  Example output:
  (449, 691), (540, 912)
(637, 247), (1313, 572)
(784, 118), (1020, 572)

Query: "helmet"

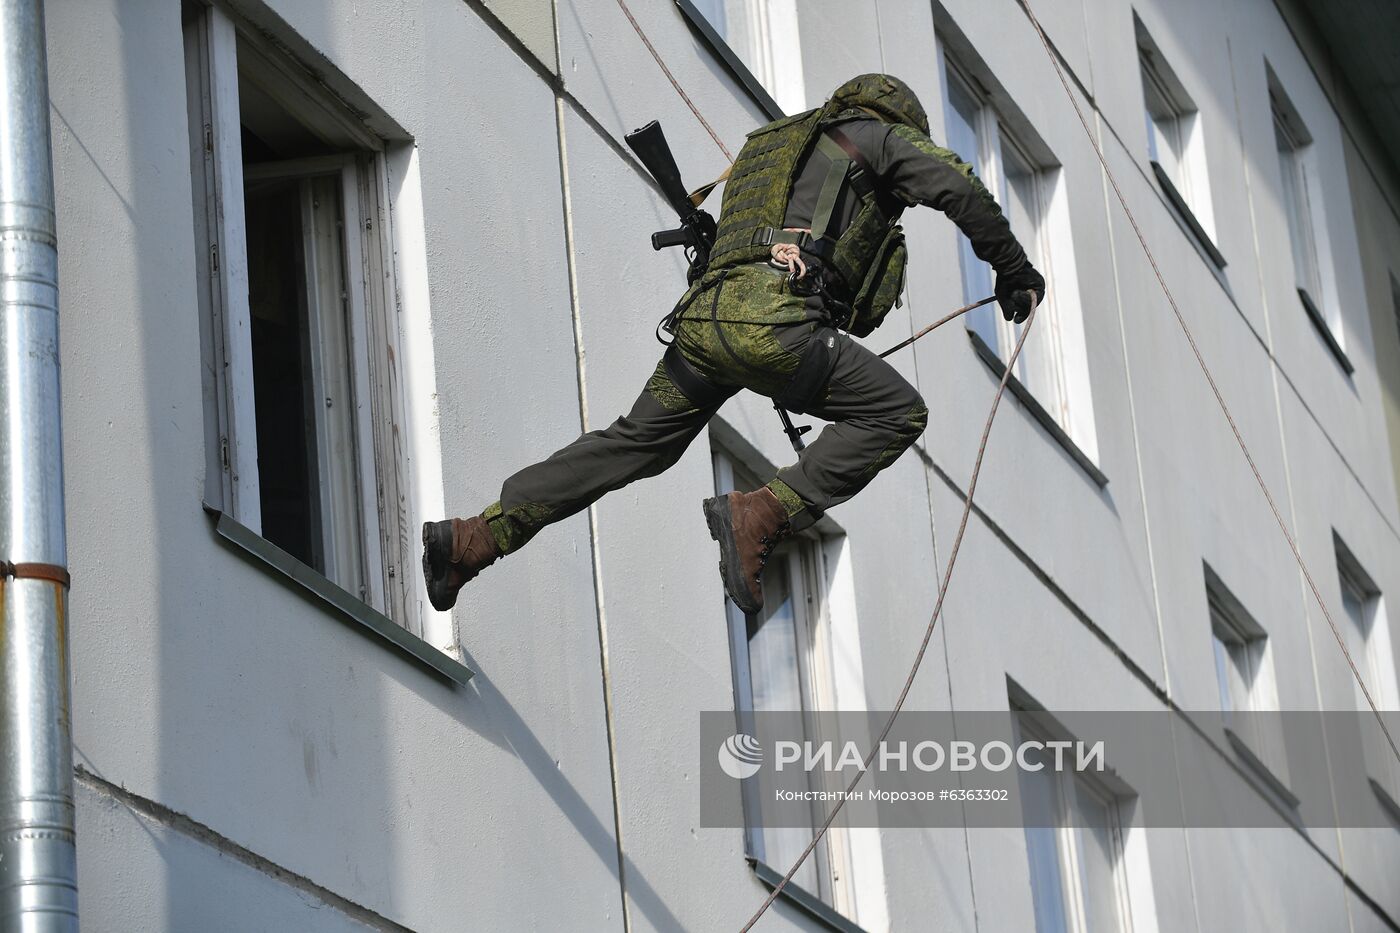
(827, 73), (929, 136)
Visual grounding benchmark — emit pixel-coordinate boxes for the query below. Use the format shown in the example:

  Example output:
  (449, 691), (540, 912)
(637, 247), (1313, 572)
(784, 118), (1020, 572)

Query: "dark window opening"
(245, 175), (322, 570)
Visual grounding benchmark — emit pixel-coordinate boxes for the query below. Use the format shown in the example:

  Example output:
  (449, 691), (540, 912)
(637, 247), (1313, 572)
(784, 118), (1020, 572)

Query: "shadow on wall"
(414, 647), (688, 932)
(62, 1), (692, 928)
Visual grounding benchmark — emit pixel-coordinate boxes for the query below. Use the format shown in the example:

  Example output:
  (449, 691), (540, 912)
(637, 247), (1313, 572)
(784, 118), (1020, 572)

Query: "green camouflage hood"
(827, 73), (929, 135)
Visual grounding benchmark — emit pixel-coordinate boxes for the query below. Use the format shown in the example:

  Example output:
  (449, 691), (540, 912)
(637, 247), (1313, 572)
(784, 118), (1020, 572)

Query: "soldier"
(422, 74), (1043, 616)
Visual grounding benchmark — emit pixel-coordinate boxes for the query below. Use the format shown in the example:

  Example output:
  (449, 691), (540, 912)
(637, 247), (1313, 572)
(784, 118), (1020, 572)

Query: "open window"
(183, 3), (419, 632)
(712, 450), (859, 920)
(939, 47), (1100, 468)
(1135, 14), (1223, 270)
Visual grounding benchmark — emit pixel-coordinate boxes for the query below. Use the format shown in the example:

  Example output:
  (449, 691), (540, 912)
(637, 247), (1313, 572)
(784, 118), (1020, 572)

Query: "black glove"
(995, 266), (1046, 324)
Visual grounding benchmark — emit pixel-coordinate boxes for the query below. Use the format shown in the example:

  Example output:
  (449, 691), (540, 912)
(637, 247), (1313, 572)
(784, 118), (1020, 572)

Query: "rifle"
(624, 120), (717, 284)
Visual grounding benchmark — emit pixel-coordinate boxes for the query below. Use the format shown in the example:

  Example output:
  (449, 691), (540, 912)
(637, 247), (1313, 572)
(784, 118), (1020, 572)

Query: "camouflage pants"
(481, 265), (928, 555)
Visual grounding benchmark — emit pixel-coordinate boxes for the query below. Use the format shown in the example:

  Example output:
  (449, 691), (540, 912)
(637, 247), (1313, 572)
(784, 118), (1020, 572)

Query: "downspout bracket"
(0, 561), (71, 588)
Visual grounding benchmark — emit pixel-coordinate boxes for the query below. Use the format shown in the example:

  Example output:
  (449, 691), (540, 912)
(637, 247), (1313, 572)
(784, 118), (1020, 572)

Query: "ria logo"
(718, 733), (763, 779)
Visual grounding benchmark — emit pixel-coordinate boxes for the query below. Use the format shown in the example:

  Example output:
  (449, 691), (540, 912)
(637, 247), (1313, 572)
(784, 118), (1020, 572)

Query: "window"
(1273, 97), (1320, 304)
(940, 51), (1099, 464)
(1210, 598), (1264, 719)
(184, 4), (417, 631)
(1204, 568), (1289, 784)
(685, 0), (806, 115)
(1269, 72), (1348, 369)
(1336, 544), (1399, 715)
(1392, 275), (1400, 354)
(1135, 17), (1223, 268)
(713, 452), (855, 917)
(1335, 537), (1400, 800)
(1015, 710), (1138, 933)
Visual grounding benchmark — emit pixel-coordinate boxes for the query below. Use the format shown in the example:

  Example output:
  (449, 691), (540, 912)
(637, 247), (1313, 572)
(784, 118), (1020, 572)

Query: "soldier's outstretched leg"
(422, 360), (732, 611)
(767, 327), (929, 532)
(689, 315), (927, 614)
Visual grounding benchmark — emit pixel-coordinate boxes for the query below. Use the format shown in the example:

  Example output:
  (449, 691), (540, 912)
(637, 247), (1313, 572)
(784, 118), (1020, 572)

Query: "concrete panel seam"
(1231, 31), (1355, 914)
(74, 766), (413, 933)
(552, 80), (630, 931)
(461, 0), (649, 184)
(1014, 4), (1400, 541)
(917, 451), (1400, 929)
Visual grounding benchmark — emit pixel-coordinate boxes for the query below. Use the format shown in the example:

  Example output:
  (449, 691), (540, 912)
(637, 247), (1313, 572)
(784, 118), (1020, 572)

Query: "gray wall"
(44, 0), (1400, 929)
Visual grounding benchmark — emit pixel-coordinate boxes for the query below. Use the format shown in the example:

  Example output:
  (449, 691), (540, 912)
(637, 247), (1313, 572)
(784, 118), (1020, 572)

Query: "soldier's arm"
(873, 123), (1030, 278)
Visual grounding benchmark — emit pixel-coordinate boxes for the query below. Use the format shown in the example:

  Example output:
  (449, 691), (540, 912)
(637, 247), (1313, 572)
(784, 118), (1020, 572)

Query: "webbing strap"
(687, 164), (732, 207)
(750, 228), (809, 248)
(810, 134), (852, 243)
(825, 125), (879, 205)
(749, 227), (834, 261)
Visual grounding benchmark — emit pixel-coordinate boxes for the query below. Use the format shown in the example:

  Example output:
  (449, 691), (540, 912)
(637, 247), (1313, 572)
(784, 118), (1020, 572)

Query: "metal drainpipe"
(0, 0), (79, 929)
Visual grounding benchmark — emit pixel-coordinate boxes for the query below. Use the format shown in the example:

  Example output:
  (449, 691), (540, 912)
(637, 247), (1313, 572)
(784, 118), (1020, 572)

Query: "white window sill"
(206, 506), (473, 686)
(1149, 159), (1227, 271)
(750, 858), (868, 933)
(967, 329), (1109, 489)
(1296, 287), (1354, 376)
(1223, 724), (1299, 810)
(1370, 777), (1400, 826)
(673, 0), (785, 120)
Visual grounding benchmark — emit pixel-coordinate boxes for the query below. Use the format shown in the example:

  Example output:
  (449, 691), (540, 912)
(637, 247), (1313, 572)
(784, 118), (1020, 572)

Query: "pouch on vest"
(844, 224), (908, 338)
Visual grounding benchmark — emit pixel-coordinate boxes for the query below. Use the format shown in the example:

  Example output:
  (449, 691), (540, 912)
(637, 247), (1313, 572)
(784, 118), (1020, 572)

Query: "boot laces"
(756, 532), (781, 571)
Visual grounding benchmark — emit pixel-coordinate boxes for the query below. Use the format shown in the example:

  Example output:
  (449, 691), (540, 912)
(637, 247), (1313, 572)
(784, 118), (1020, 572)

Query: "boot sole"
(421, 521), (458, 612)
(702, 496), (763, 615)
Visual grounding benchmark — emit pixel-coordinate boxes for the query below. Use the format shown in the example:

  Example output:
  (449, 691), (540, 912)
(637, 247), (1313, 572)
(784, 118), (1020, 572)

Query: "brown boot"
(702, 487), (792, 615)
(421, 517), (501, 611)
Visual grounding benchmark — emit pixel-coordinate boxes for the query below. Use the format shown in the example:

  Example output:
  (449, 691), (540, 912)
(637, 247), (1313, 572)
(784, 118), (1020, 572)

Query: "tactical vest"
(705, 104), (908, 337)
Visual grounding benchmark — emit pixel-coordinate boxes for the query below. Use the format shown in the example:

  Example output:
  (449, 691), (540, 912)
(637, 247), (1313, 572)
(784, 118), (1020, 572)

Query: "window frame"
(674, 0), (786, 120)
(1391, 274), (1400, 357)
(1272, 101), (1321, 302)
(1334, 535), (1400, 805)
(1209, 599), (1257, 718)
(712, 451), (858, 920)
(1015, 710), (1137, 933)
(938, 45), (1103, 480)
(1133, 18), (1225, 271)
(1267, 73), (1352, 374)
(242, 156), (385, 606)
(1141, 56), (1191, 201)
(1202, 569), (1293, 791)
(184, 3), (420, 635)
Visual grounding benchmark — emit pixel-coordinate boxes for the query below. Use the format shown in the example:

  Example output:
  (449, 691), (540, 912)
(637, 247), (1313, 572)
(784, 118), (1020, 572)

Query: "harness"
(659, 101), (915, 427)
(754, 125), (886, 276)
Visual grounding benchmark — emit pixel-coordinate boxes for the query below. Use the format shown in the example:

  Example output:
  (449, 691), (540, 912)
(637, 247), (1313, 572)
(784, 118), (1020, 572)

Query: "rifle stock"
(625, 120), (694, 217)
(625, 120), (717, 283)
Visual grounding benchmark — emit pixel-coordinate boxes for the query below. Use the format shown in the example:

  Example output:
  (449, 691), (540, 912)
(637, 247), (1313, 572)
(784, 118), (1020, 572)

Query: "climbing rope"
(741, 303), (1039, 931)
(608, 1), (1400, 929)
(612, 0), (734, 163)
(878, 295), (994, 358)
(1012, 0), (1399, 764)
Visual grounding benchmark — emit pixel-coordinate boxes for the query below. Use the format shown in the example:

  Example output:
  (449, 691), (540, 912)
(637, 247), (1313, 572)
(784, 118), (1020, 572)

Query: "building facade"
(47, 0), (1400, 929)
